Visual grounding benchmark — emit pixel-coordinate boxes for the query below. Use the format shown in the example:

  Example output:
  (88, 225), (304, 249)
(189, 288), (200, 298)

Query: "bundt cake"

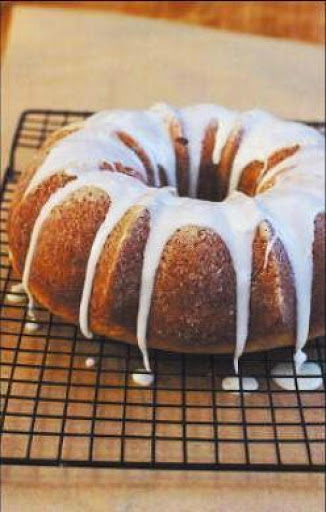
(8, 104), (325, 372)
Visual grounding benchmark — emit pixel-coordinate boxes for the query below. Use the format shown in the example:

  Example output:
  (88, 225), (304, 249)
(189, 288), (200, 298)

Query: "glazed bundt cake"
(8, 104), (325, 372)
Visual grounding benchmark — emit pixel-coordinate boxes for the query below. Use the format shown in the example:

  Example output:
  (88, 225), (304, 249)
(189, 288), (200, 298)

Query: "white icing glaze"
(25, 127), (147, 196)
(222, 376), (259, 392)
(150, 102), (178, 129)
(229, 110), (323, 193)
(86, 109), (177, 187)
(257, 159), (324, 366)
(257, 145), (325, 193)
(18, 104), (325, 376)
(181, 104), (236, 197)
(271, 361), (323, 391)
(132, 369), (154, 387)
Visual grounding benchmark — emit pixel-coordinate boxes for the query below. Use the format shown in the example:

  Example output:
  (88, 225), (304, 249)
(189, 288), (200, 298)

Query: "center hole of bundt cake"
(174, 132), (229, 202)
(117, 129), (230, 201)
(118, 129), (277, 201)
(173, 135), (301, 201)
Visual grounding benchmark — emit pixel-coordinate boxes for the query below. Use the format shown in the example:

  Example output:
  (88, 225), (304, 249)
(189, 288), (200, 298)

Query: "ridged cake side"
(7, 104), (325, 370)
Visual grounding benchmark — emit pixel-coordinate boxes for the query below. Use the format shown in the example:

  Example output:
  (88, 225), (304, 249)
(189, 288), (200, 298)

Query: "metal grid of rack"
(1, 110), (325, 471)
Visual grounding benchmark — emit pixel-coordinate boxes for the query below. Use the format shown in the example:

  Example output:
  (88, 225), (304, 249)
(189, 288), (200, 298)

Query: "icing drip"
(79, 183), (176, 340)
(79, 178), (149, 338)
(132, 369), (154, 387)
(137, 191), (262, 373)
(222, 376), (259, 393)
(222, 194), (262, 372)
(22, 172), (145, 301)
(271, 361), (323, 391)
(294, 348), (307, 373)
(257, 157), (324, 367)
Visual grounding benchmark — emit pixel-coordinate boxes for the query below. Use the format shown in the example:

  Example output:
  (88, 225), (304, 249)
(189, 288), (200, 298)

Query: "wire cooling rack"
(1, 110), (325, 471)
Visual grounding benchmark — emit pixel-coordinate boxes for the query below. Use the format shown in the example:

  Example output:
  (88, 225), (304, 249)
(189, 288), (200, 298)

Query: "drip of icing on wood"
(222, 376), (259, 393)
(271, 360), (322, 391)
(85, 357), (96, 368)
(132, 369), (154, 387)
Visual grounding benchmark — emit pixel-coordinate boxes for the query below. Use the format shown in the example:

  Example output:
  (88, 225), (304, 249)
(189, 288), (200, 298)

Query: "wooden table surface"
(1, 5), (325, 511)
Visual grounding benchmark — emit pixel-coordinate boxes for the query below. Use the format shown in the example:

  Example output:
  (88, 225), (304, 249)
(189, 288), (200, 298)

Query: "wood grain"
(2, 1), (325, 49)
(81, 1), (326, 43)
(0, 3), (13, 58)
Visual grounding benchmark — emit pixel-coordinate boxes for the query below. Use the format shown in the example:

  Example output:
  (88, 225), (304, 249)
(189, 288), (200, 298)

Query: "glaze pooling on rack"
(24, 315), (40, 334)
(18, 104), (325, 374)
(132, 369), (154, 387)
(271, 361), (322, 391)
(222, 375), (259, 393)
(6, 282), (26, 304)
